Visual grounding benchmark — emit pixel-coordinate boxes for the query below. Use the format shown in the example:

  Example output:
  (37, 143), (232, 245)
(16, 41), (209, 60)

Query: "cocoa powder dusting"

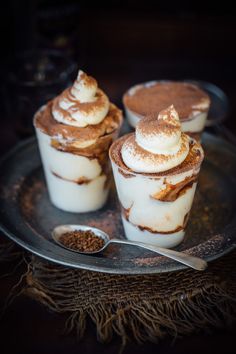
(110, 134), (204, 178)
(123, 82), (210, 120)
(34, 101), (122, 142)
(52, 87), (108, 116)
(59, 230), (105, 252)
(122, 133), (190, 166)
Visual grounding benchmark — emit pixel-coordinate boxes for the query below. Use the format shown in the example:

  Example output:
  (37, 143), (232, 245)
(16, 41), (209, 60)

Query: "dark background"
(0, 1), (236, 353)
(0, 0), (236, 153)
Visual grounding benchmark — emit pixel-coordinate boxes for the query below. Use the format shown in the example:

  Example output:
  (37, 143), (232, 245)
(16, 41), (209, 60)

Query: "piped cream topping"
(52, 70), (109, 127)
(121, 105), (190, 173)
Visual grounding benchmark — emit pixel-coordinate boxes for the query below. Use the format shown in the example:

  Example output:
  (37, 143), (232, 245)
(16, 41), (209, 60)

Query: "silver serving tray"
(0, 133), (235, 274)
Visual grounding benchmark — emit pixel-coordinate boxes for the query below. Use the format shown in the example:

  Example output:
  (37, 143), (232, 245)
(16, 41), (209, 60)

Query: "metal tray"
(0, 133), (235, 274)
(184, 80), (230, 126)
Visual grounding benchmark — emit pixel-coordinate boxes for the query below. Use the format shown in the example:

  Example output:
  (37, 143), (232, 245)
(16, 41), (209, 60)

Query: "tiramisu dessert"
(34, 70), (123, 212)
(109, 105), (204, 248)
(123, 81), (210, 140)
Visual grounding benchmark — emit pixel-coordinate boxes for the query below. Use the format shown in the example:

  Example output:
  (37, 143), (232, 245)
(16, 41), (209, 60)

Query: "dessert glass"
(109, 106), (204, 248)
(123, 81), (210, 140)
(34, 71), (123, 212)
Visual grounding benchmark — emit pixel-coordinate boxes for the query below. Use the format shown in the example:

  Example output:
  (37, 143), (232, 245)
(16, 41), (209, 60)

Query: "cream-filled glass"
(123, 81), (210, 141)
(34, 70), (123, 212)
(110, 105), (204, 248)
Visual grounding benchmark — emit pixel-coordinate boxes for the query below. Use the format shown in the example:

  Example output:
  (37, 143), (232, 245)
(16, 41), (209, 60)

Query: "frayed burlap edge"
(21, 252), (236, 347)
(0, 235), (22, 263)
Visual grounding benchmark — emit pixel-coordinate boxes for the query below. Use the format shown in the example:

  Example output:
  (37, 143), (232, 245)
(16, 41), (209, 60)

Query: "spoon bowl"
(52, 224), (109, 254)
(52, 224), (208, 271)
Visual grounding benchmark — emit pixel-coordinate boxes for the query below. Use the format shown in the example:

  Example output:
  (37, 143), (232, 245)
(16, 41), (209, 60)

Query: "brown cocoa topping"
(51, 133), (115, 180)
(34, 101), (122, 142)
(118, 168), (135, 178)
(137, 224), (184, 234)
(137, 108), (180, 137)
(36, 101), (122, 182)
(121, 204), (133, 220)
(51, 171), (92, 185)
(59, 230), (105, 252)
(109, 134), (204, 178)
(150, 175), (198, 202)
(123, 82), (210, 120)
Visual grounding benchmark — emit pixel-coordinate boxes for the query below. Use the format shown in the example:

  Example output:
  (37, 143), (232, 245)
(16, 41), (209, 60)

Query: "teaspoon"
(52, 224), (207, 271)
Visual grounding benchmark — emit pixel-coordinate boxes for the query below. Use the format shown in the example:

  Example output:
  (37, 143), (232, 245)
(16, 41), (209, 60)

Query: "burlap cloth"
(20, 250), (235, 345)
(0, 230), (235, 345)
(0, 233), (22, 263)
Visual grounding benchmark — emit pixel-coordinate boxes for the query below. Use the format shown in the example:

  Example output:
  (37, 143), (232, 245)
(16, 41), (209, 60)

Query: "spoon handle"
(109, 239), (207, 271)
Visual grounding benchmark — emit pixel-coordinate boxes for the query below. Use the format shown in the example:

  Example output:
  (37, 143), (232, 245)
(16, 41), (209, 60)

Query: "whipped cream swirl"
(121, 105), (190, 173)
(52, 70), (109, 127)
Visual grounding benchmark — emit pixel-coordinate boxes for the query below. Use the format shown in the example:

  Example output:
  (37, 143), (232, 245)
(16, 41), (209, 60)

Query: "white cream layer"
(111, 159), (198, 248)
(122, 217), (185, 248)
(35, 128), (108, 212)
